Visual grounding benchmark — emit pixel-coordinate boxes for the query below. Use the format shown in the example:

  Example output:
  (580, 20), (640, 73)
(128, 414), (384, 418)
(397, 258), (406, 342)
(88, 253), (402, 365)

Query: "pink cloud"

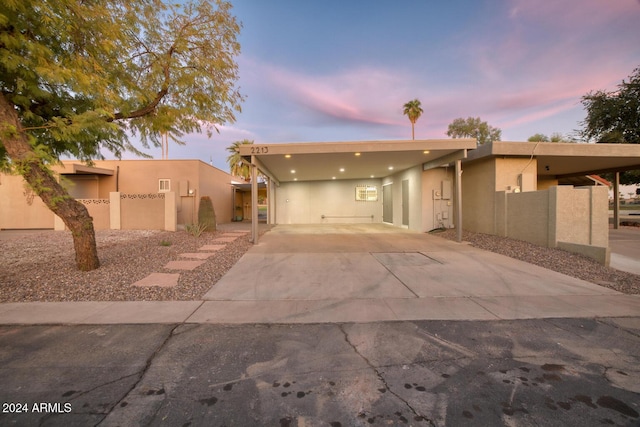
(252, 61), (416, 127)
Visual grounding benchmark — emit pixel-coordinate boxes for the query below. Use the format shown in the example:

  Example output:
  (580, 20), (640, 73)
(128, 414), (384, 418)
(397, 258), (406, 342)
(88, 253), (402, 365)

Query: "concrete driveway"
(610, 227), (640, 275)
(196, 224), (639, 323)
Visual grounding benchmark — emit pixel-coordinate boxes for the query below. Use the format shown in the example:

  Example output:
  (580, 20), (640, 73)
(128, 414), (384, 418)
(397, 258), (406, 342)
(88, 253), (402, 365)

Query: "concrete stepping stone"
(199, 244), (226, 251)
(164, 260), (205, 270)
(133, 273), (180, 288)
(179, 252), (215, 260)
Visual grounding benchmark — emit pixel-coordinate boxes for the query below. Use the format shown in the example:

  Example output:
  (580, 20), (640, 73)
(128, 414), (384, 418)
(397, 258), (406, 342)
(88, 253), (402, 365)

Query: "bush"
(198, 196), (216, 232)
(185, 223), (207, 237)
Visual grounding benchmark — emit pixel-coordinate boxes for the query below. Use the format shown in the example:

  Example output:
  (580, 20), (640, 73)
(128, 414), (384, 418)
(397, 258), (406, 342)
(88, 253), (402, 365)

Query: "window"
(159, 179), (171, 192)
(355, 185), (378, 201)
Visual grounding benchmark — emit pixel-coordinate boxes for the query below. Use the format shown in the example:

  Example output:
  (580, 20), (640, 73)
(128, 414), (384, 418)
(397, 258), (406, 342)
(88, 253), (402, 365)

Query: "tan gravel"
(433, 228), (640, 294)
(0, 224), (268, 302)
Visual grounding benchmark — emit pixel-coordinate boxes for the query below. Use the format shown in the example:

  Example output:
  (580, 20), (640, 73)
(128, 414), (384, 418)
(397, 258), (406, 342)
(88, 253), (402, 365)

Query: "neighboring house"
(0, 159), (238, 231)
(239, 140), (640, 265)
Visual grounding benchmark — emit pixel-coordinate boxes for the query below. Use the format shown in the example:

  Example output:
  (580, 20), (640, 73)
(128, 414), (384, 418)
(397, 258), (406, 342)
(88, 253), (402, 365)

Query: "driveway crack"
(338, 324), (436, 427)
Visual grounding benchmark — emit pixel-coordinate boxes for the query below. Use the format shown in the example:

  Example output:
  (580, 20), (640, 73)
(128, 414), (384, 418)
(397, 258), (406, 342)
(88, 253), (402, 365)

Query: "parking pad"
(372, 252), (441, 267)
(200, 224), (634, 323)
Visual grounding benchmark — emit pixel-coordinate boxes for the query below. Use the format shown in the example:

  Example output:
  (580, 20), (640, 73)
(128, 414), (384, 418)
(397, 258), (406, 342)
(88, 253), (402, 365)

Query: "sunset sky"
(149, 0), (640, 172)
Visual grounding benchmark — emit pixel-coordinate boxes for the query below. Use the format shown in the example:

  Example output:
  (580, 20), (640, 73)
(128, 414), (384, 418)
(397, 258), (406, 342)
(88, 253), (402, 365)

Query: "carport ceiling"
(239, 139), (477, 182)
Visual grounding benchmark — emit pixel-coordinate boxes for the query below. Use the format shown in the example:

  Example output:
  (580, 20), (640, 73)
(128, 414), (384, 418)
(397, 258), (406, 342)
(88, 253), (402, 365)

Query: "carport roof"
(467, 141), (640, 178)
(238, 139), (477, 183)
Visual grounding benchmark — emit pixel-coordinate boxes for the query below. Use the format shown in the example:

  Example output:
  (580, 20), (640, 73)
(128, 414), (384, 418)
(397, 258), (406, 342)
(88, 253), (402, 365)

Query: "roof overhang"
(466, 141), (640, 178)
(61, 164), (115, 176)
(238, 139), (477, 183)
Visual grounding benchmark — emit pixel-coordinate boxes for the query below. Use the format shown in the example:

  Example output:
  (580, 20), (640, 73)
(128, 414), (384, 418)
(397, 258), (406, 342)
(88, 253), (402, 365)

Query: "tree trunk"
(0, 94), (100, 271)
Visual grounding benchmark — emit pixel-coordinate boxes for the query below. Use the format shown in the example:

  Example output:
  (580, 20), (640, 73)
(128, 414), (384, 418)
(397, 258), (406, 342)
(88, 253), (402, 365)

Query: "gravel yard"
(1, 225), (639, 302)
(434, 228), (640, 294)
(0, 224), (266, 302)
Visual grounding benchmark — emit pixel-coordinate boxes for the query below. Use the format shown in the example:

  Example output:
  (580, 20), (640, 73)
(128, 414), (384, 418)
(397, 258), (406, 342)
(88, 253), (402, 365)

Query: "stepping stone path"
(133, 272), (180, 288)
(133, 231), (250, 288)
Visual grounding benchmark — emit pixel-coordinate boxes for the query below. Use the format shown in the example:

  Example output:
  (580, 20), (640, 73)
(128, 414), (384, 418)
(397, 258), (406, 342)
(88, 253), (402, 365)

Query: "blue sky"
(147, 0), (640, 172)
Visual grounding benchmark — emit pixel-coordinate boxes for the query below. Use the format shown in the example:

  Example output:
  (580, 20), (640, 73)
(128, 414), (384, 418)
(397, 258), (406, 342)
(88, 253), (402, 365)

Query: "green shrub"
(198, 196), (216, 232)
(185, 222), (207, 237)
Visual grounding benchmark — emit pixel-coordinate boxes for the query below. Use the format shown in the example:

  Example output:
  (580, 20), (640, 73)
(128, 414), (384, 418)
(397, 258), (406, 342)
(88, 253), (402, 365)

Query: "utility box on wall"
(441, 180), (452, 200)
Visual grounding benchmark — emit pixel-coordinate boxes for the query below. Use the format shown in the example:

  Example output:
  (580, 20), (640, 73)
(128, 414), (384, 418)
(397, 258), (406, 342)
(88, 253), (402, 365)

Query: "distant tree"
(226, 140), (253, 180)
(528, 133), (549, 142)
(403, 99), (423, 140)
(527, 132), (572, 143)
(446, 117), (501, 145)
(580, 66), (640, 184)
(580, 66), (640, 144)
(0, 0), (243, 270)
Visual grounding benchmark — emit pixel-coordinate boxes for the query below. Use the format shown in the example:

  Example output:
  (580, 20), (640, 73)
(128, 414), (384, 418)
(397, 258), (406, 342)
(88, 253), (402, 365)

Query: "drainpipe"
(116, 166), (120, 192)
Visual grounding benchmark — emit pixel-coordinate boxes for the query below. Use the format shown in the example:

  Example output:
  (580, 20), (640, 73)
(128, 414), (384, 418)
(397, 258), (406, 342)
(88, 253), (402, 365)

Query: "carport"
(237, 139), (477, 244)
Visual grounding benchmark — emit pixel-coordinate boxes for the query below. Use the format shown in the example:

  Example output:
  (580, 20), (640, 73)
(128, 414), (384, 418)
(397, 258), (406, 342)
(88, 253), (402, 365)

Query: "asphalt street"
(1, 318), (639, 427)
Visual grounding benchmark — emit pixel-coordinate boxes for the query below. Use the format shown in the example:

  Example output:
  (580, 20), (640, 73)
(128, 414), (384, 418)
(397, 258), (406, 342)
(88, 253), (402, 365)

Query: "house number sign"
(250, 146), (269, 154)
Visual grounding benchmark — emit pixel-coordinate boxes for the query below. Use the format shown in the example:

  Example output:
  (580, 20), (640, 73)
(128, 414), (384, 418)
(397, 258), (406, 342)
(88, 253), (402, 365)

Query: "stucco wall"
(120, 194), (165, 230)
(461, 158), (496, 234)
(0, 174), (54, 229)
(198, 162), (234, 224)
(275, 179), (383, 224)
(498, 185), (609, 264)
(79, 199), (111, 230)
(504, 190), (550, 247)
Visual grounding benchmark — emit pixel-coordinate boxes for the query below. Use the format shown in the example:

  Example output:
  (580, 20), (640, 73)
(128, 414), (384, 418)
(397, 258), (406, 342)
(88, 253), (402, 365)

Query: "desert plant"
(159, 240), (172, 246)
(198, 196), (217, 232)
(185, 223), (208, 238)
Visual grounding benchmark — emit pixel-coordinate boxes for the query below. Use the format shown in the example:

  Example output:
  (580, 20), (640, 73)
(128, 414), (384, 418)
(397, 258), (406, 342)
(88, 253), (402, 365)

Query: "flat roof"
(61, 164), (115, 176)
(239, 139), (477, 182)
(466, 141), (640, 178)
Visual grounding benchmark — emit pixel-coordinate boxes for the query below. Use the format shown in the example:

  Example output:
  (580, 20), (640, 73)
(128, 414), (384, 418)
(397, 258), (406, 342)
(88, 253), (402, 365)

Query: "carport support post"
(455, 159), (463, 243)
(613, 172), (620, 230)
(251, 155), (259, 244)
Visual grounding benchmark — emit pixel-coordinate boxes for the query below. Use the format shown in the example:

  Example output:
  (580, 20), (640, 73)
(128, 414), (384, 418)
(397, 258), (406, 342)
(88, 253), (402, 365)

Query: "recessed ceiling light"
(388, 166), (394, 170)
(370, 175), (375, 178)
(290, 169), (296, 174)
(339, 168), (345, 172)
(355, 152), (361, 156)
(285, 154), (291, 158)
(293, 178), (298, 181)
(332, 176), (336, 180)
(423, 150), (430, 154)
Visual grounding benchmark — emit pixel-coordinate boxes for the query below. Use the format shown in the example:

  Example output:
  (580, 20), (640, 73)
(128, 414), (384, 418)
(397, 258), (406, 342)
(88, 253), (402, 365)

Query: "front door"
(383, 183), (393, 223)
(402, 179), (409, 227)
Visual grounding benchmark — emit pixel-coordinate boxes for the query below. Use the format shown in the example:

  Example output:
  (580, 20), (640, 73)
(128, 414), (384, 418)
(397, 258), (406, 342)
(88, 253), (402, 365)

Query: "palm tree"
(226, 139), (253, 181)
(403, 99), (423, 140)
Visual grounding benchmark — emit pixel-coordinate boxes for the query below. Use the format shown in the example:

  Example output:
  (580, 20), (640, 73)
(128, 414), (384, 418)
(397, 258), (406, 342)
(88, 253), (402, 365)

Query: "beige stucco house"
(0, 159), (241, 231)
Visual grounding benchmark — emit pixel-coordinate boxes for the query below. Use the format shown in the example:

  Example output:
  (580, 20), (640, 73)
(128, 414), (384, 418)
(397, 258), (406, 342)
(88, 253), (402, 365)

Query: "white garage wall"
(275, 179), (383, 224)
(381, 165), (423, 231)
